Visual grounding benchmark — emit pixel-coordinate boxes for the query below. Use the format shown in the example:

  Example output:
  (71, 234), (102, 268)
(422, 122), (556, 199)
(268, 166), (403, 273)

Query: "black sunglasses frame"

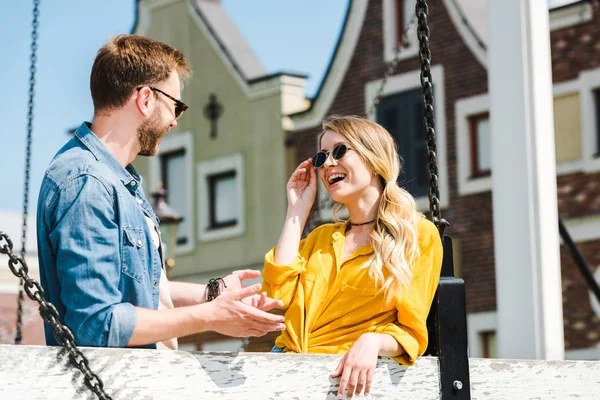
(137, 86), (188, 119)
(312, 143), (352, 168)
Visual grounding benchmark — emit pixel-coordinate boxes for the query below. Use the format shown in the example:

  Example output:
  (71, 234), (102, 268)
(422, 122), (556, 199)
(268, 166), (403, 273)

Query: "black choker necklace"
(349, 219), (376, 227)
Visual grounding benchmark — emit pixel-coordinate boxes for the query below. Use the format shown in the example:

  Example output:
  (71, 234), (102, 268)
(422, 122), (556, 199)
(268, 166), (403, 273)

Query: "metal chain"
(15, 0), (40, 346)
(416, 0), (449, 236)
(366, 13), (418, 116)
(0, 232), (112, 399)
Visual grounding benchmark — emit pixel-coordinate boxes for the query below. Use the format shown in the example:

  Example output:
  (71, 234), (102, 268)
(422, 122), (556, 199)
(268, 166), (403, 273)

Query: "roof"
(192, 0), (266, 80)
(450, 0), (592, 47)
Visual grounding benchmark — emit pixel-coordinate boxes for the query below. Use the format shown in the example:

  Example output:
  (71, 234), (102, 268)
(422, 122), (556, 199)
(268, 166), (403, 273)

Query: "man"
(36, 34), (284, 349)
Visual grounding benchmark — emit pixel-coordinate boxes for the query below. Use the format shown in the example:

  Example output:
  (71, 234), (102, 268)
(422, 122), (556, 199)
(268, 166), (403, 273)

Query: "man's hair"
(90, 34), (191, 113)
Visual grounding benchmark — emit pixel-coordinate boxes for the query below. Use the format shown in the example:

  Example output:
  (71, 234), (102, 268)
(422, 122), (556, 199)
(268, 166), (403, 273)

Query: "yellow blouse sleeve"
(375, 219), (443, 365)
(262, 248), (307, 308)
(262, 226), (325, 308)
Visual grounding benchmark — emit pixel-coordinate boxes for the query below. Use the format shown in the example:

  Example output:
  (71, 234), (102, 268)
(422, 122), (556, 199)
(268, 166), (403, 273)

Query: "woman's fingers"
(365, 368), (374, 396)
(355, 370), (367, 397)
(338, 364), (353, 398)
(330, 353), (347, 378)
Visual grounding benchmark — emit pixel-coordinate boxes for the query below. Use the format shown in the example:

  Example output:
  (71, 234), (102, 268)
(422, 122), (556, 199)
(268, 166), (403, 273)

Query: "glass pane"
(215, 175), (238, 223)
(403, 0), (413, 30)
(377, 87), (429, 198)
(164, 152), (188, 243)
(594, 88), (600, 155)
(477, 118), (491, 172)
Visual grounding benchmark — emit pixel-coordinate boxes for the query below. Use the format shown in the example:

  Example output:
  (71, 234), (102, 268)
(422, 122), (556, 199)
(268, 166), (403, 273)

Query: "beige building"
(132, 0), (309, 349)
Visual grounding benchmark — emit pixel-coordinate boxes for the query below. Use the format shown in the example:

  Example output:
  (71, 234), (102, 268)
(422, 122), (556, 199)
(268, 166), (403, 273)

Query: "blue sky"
(0, 0), (347, 214)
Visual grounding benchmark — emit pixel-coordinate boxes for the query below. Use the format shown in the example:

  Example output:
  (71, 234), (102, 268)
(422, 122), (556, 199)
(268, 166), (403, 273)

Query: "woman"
(262, 115), (443, 398)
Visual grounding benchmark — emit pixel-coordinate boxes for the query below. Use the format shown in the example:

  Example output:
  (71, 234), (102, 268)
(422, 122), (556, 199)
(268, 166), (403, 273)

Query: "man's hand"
(207, 284), (286, 337)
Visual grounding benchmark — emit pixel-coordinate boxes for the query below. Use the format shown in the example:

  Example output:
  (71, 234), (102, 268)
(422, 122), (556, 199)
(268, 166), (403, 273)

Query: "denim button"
(153, 280), (158, 287)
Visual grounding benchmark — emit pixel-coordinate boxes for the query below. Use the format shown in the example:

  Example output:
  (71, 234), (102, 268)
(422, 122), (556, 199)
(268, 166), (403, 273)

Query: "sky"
(0, 0), (347, 215)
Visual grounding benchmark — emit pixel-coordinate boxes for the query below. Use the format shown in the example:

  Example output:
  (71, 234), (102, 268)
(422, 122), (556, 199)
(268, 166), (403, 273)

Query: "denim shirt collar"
(75, 122), (142, 195)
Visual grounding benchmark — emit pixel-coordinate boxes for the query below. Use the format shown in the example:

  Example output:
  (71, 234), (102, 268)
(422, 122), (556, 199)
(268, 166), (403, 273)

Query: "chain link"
(16, 0), (40, 346)
(1, 232), (112, 399)
(416, 0), (449, 236)
(366, 13), (418, 116)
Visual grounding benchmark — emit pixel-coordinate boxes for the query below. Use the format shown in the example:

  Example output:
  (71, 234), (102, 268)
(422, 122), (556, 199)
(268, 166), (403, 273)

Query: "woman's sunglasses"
(312, 143), (352, 168)
(137, 86), (189, 119)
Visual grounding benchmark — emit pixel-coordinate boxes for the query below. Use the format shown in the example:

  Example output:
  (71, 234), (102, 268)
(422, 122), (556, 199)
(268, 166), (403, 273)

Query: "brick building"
(256, 0), (600, 358)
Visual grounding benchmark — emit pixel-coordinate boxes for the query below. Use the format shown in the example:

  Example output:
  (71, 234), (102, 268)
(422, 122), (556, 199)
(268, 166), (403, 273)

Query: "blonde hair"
(321, 115), (424, 301)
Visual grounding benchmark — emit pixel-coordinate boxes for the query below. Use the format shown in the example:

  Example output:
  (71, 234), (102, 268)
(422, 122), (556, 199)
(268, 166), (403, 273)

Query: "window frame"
(207, 170), (238, 230)
(149, 131), (194, 255)
(468, 112), (491, 179)
(197, 153), (245, 242)
(160, 148), (188, 245)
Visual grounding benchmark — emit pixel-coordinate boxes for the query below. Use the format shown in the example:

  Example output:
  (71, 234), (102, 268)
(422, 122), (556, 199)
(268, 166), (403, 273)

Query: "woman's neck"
(345, 188), (381, 226)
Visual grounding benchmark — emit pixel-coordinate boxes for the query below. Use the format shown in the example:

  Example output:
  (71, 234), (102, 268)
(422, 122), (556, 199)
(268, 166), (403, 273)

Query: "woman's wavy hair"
(321, 115), (424, 300)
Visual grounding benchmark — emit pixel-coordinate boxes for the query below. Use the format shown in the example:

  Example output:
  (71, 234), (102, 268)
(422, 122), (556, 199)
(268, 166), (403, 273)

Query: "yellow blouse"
(262, 218), (443, 365)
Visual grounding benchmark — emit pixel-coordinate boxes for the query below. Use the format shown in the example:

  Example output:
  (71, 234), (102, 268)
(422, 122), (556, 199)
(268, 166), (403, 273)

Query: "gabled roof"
(133, 0), (306, 91)
(444, 0), (593, 67)
(289, 0), (593, 131)
(192, 0), (266, 80)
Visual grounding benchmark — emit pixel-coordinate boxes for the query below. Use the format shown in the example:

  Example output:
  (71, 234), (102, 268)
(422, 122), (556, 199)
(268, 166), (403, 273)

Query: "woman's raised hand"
(286, 158), (317, 219)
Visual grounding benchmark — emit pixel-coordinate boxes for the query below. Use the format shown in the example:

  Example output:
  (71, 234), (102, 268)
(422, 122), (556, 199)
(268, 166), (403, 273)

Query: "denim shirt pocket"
(122, 227), (148, 283)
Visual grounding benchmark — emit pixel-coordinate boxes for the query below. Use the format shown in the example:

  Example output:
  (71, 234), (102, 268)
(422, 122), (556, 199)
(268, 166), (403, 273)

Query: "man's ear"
(135, 87), (152, 117)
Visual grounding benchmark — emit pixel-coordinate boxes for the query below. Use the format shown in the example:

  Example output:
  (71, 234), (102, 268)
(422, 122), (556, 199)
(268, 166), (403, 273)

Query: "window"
(553, 92), (581, 163)
(377, 87), (429, 198)
(149, 131), (194, 254)
(382, 0), (419, 63)
(207, 171), (238, 229)
(467, 311), (496, 358)
(160, 149), (188, 245)
(364, 65), (448, 211)
(197, 153), (245, 242)
(395, 0), (413, 43)
(479, 330), (497, 358)
(468, 112), (491, 178)
(455, 93), (491, 195)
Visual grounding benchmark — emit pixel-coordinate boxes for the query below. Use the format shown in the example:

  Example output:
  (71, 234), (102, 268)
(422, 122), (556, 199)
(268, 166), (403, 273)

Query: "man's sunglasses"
(312, 143), (352, 168)
(137, 86), (188, 119)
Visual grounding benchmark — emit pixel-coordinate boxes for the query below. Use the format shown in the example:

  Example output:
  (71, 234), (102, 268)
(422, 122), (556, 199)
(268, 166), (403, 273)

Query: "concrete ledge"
(0, 345), (598, 399)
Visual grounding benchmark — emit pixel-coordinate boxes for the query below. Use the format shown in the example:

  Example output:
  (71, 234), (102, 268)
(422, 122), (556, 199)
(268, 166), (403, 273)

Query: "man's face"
(137, 72), (182, 156)
(136, 106), (170, 156)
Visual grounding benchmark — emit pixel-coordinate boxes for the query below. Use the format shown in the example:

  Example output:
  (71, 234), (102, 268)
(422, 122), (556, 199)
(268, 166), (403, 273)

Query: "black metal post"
(426, 236), (471, 399)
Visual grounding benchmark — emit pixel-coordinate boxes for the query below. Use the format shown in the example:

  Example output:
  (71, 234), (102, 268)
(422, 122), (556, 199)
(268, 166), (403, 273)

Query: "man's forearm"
(168, 281), (207, 307)
(127, 304), (213, 347)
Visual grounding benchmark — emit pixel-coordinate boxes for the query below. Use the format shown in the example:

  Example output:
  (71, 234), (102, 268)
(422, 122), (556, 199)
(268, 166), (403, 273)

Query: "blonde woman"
(262, 115), (443, 398)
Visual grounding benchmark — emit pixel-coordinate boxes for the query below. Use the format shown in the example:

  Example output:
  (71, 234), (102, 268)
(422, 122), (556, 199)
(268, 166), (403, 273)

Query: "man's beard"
(137, 109), (170, 156)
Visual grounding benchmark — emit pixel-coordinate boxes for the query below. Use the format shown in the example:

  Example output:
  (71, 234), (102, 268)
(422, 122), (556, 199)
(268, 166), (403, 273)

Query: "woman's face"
(318, 130), (379, 203)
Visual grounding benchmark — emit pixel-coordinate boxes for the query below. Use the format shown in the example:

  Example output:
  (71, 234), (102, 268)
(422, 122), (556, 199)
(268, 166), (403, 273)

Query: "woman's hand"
(221, 270), (284, 311)
(286, 158), (317, 220)
(331, 333), (381, 398)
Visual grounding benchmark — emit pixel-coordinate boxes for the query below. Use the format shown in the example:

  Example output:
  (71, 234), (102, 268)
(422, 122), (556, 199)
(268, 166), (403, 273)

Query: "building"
(131, 0), (309, 350)
(283, 0), (600, 359)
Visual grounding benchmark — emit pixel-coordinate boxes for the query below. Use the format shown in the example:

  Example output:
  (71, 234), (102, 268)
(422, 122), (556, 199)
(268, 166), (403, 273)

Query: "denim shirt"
(37, 122), (163, 348)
